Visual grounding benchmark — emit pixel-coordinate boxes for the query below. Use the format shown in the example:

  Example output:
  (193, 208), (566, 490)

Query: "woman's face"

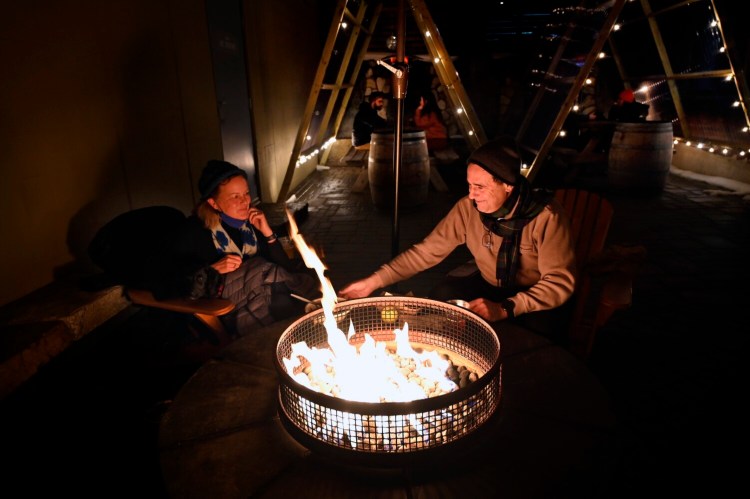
(208, 175), (251, 220)
(466, 164), (513, 214)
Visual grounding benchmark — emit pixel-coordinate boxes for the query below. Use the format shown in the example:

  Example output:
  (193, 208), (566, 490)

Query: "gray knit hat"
(467, 137), (522, 185)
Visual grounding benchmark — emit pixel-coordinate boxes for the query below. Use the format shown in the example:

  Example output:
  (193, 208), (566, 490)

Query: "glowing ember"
(283, 323), (470, 402)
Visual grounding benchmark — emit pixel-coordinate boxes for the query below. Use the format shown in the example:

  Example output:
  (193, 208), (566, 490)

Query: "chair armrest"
(127, 288), (235, 316)
(587, 244), (644, 330)
(594, 271), (632, 328)
(587, 244), (647, 275)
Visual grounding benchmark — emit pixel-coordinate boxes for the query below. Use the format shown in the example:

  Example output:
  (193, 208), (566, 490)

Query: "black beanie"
(467, 137), (522, 185)
(198, 160), (246, 200)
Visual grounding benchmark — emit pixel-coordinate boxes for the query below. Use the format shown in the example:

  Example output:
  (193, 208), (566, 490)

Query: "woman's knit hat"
(467, 137), (522, 185)
(198, 160), (246, 199)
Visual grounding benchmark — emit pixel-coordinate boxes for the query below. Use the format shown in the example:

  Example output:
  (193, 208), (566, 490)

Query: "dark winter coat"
(352, 102), (388, 146)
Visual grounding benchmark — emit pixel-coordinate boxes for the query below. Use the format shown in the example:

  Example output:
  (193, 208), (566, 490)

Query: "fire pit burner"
(275, 296), (501, 466)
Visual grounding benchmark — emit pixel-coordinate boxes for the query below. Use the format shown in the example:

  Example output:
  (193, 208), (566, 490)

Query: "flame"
(283, 207), (459, 404)
(286, 206), (338, 321)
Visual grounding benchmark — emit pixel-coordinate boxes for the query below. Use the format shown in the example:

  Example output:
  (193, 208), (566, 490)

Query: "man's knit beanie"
(467, 136), (522, 185)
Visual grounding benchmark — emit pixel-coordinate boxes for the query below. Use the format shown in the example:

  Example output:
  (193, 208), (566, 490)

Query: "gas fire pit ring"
(275, 296), (502, 467)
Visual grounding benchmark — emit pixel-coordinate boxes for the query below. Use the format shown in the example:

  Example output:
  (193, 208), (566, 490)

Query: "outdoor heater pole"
(376, 0), (408, 260)
(391, 0), (408, 259)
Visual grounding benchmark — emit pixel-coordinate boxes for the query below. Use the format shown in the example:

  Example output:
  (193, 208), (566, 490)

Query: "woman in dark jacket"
(170, 160), (319, 335)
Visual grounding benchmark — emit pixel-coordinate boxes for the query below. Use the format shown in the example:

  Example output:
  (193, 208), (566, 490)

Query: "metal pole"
(391, 0), (408, 259)
(376, 0), (409, 262)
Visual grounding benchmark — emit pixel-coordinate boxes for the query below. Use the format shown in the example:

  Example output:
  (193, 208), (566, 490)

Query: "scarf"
(210, 214), (258, 257)
(479, 177), (553, 286)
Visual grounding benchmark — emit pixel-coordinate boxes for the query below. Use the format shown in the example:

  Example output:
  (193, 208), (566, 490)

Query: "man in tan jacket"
(340, 137), (576, 339)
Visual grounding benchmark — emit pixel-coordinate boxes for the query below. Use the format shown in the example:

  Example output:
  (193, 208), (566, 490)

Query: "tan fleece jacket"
(372, 195), (577, 316)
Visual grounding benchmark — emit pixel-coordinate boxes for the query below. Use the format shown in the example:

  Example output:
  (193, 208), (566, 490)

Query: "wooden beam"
(639, 0), (690, 137)
(526, 0), (628, 183)
(409, 0), (486, 149)
(279, 0), (349, 202)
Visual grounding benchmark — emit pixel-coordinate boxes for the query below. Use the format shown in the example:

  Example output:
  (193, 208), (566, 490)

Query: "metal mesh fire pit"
(275, 296), (502, 466)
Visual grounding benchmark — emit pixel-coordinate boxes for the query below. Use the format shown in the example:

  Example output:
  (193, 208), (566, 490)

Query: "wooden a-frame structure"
(280, 0), (750, 197)
(278, 0), (487, 201)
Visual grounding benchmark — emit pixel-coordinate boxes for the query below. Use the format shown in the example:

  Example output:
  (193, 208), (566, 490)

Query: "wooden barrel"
(368, 130), (430, 209)
(608, 121), (674, 195)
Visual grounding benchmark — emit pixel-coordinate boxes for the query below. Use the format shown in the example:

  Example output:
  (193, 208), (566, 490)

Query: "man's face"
(372, 97), (384, 110)
(466, 164), (513, 214)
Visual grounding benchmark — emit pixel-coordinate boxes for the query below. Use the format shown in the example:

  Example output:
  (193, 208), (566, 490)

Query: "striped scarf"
(480, 178), (552, 286)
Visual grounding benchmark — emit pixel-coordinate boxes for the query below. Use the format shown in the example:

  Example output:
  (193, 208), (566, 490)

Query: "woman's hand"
(339, 276), (380, 299)
(468, 298), (508, 322)
(248, 207), (273, 238)
(212, 254), (243, 274)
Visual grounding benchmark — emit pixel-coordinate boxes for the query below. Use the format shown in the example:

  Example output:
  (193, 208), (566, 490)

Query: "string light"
(707, 12), (750, 138)
(296, 136), (336, 168)
(673, 137), (749, 161)
(610, 7), (750, 148)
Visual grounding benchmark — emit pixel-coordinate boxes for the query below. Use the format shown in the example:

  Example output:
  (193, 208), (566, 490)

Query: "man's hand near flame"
(339, 275), (381, 299)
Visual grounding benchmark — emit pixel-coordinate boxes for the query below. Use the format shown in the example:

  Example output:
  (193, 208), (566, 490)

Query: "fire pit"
(275, 296), (501, 466)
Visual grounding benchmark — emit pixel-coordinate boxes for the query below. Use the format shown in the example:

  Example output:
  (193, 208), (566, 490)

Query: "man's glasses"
(483, 227), (493, 250)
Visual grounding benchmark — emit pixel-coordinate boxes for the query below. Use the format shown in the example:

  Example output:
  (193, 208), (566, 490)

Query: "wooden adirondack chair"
(555, 188), (638, 359)
(126, 288), (235, 340)
(89, 205), (237, 348)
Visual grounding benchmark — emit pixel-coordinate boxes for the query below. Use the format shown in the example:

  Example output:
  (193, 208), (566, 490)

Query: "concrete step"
(0, 281), (129, 399)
